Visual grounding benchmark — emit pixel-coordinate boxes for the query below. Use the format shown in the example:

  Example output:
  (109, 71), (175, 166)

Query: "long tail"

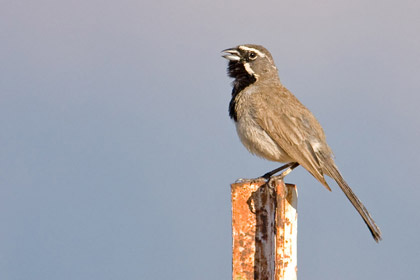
(324, 163), (382, 242)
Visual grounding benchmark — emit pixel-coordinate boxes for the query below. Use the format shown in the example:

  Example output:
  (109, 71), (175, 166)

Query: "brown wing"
(253, 85), (332, 191)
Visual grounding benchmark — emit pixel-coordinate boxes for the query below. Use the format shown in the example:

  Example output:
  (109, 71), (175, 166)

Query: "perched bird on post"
(222, 44), (382, 242)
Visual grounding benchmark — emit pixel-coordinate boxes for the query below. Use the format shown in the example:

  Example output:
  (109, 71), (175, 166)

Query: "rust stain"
(231, 180), (261, 280)
(231, 179), (297, 280)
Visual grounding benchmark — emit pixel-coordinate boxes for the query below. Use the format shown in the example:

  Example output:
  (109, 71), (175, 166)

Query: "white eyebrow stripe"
(238, 46), (266, 57)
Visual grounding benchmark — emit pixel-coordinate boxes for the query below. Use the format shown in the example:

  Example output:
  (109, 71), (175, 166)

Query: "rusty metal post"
(231, 178), (298, 280)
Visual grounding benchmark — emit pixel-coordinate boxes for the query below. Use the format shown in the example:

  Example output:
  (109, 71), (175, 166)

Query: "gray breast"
(235, 113), (293, 163)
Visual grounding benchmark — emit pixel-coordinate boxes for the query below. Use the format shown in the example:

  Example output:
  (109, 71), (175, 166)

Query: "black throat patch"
(227, 61), (257, 121)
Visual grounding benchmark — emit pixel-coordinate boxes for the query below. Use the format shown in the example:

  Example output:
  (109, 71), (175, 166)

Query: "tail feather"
(324, 163), (382, 242)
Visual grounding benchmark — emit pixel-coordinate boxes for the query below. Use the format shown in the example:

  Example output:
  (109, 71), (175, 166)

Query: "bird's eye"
(249, 52), (257, 60)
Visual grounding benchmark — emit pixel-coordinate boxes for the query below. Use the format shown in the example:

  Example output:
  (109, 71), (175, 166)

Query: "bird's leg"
(266, 162), (300, 187)
(274, 162), (300, 179)
(262, 162), (295, 179)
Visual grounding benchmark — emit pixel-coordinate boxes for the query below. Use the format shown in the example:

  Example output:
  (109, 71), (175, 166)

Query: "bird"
(222, 44), (382, 242)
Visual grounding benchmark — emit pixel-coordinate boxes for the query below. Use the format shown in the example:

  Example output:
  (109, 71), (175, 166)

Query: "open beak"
(222, 48), (241, 61)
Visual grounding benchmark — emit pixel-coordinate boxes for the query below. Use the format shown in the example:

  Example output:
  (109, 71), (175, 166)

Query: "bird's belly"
(235, 116), (292, 163)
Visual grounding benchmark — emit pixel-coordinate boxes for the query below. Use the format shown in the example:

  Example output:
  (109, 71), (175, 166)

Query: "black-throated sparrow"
(222, 44), (381, 242)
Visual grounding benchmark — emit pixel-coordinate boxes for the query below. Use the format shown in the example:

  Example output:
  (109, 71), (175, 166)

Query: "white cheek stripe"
(243, 62), (256, 76)
(238, 46), (266, 57)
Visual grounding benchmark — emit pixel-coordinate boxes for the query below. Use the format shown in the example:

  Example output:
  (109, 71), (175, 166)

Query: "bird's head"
(222, 44), (278, 83)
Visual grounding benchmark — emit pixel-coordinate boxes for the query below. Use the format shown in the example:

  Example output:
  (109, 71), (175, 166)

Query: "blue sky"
(1, 0), (420, 279)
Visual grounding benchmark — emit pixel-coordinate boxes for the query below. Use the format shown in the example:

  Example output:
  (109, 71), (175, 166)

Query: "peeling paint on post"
(275, 183), (298, 280)
(231, 178), (297, 280)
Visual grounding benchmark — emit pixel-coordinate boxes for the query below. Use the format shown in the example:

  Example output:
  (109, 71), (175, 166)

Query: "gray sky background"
(1, 0), (420, 279)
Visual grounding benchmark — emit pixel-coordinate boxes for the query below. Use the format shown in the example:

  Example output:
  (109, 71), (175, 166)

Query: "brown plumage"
(222, 44), (382, 242)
